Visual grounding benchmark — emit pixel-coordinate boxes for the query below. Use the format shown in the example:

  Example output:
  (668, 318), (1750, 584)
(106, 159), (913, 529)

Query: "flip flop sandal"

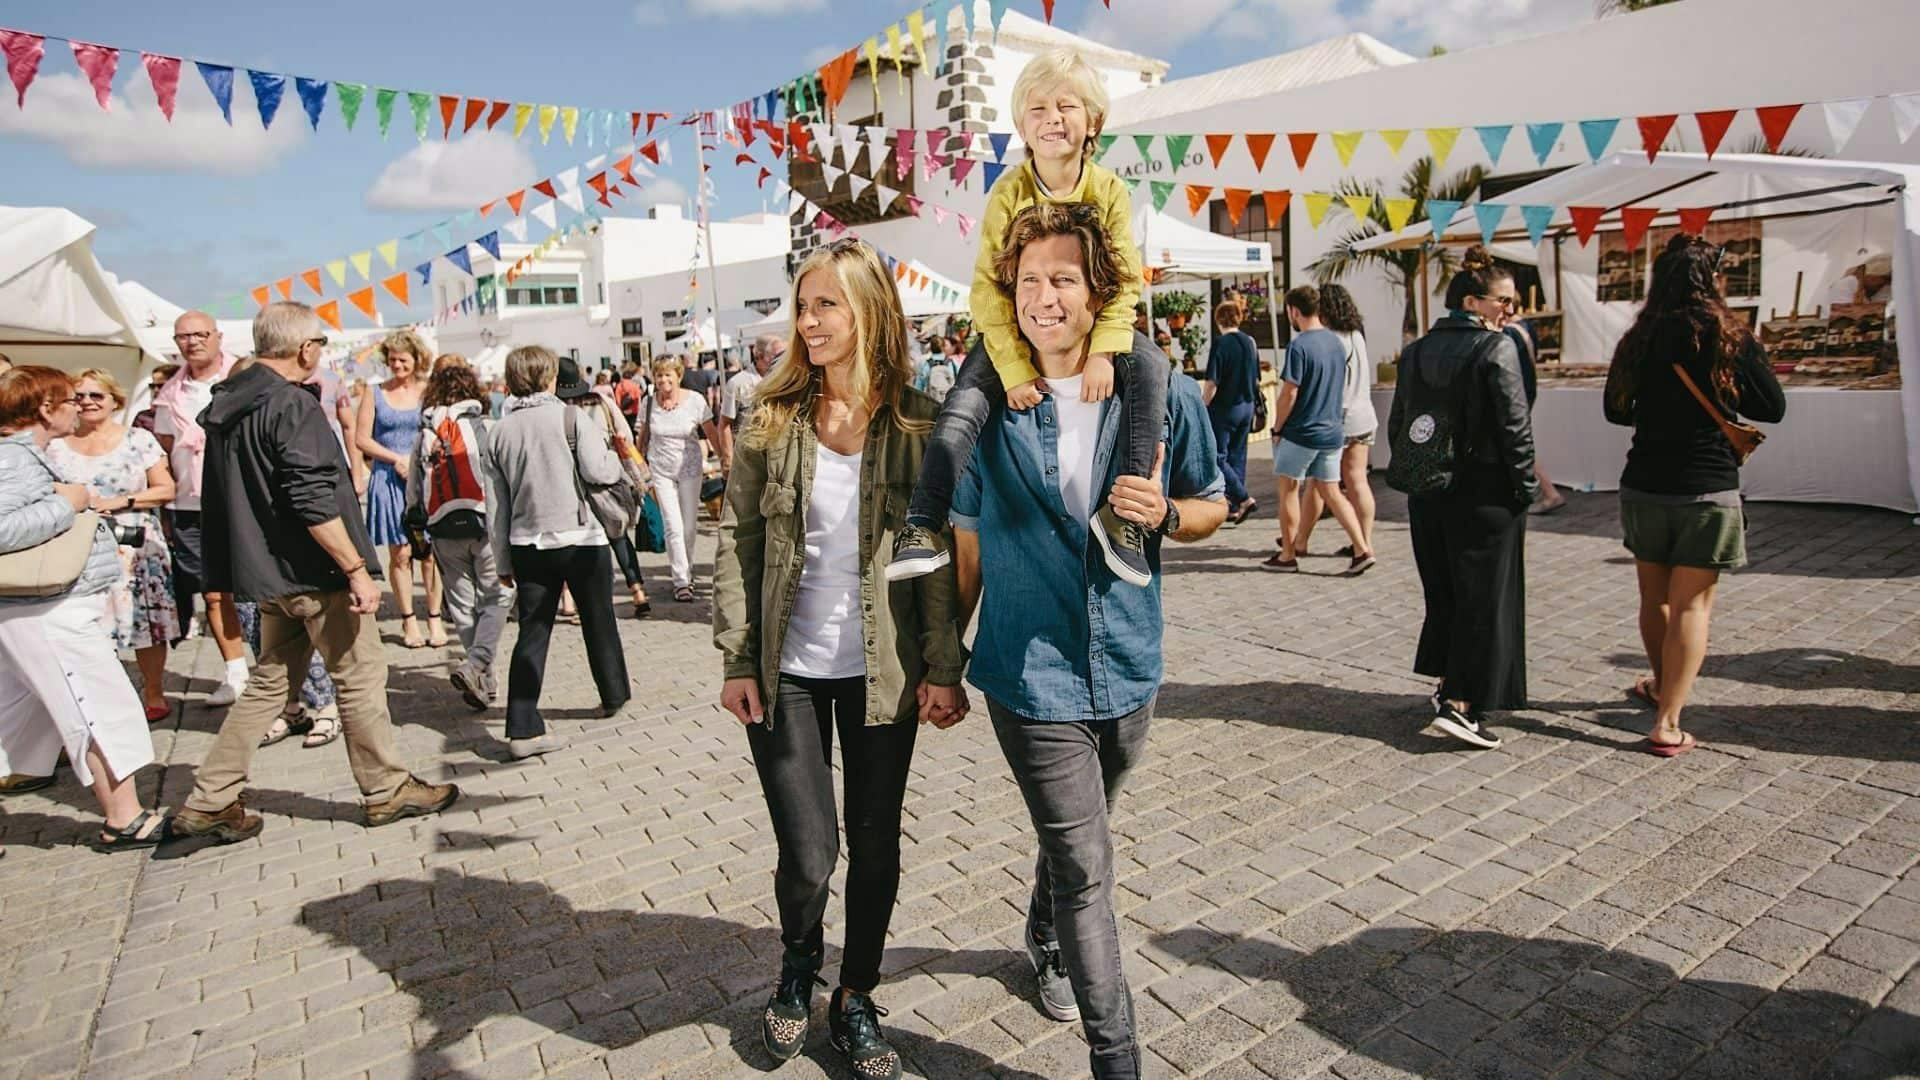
(1646, 732), (1697, 758)
(302, 713), (342, 749)
(1627, 678), (1660, 710)
(258, 708), (313, 747)
(673, 587), (696, 603)
(93, 809), (166, 852)
(144, 702), (173, 724)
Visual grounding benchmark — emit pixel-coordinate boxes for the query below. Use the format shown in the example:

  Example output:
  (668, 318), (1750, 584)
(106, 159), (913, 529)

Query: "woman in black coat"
(1389, 246), (1539, 749)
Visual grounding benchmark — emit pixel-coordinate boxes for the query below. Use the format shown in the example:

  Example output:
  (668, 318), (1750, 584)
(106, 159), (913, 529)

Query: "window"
(620, 318), (646, 337)
(504, 274), (581, 308)
(744, 297), (782, 316)
(1208, 199), (1291, 349)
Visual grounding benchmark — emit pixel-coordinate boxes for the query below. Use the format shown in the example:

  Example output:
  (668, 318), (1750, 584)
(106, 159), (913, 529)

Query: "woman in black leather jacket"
(1390, 246), (1538, 749)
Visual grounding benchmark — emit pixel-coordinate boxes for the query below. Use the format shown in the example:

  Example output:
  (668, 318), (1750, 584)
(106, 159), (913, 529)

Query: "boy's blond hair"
(1010, 48), (1110, 157)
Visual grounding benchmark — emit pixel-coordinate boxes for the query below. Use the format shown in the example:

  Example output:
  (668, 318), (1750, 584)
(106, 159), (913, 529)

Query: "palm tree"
(1307, 156), (1486, 343)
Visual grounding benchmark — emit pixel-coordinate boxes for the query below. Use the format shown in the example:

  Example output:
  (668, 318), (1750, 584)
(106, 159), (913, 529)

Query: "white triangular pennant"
(1890, 93), (1920, 143)
(802, 202), (822, 226)
(532, 201), (557, 230)
(874, 182), (897, 209)
(848, 173), (872, 200)
(838, 124), (861, 165)
(585, 153), (607, 171)
(1823, 98), (1872, 151)
(822, 163), (845, 187)
(556, 167), (581, 193)
(504, 218), (528, 243)
(810, 123), (834, 155)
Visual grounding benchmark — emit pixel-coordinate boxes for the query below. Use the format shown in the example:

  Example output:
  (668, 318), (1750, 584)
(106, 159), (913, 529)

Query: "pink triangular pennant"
(140, 53), (180, 120)
(0, 30), (45, 107)
(69, 41), (119, 110)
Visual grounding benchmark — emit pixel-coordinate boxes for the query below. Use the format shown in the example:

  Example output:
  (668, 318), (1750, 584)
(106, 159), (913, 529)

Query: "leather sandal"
(94, 809), (166, 852)
(302, 709), (341, 748)
(400, 614), (426, 649)
(259, 706), (313, 747)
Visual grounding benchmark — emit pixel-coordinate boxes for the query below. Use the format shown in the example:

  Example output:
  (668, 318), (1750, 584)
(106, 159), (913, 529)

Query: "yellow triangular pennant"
(1378, 129), (1411, 157)
(906, 10), (929, 68)
(1383, 197), (1417, 233)
(513, 103), (533, 138)
(560, 106), (579, 145)
(885, 25), (906, 93)
(1303, 192), (1335, 228)
(349, 250), (372, 281)
(1331, 130), (1365, 168)
(376, 240), (399, 270)
(538, 104), (559, 144)
(864, 37), (882, 99)
(325, 259), (347, 287)
(1341, 194), (1375, 223)
(1426, 127), (1461, 169)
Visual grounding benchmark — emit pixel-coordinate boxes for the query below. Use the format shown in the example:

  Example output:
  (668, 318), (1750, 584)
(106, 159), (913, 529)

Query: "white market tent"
(1134, 206), (1280, 352)
(1356, 153), (1920, 513)
(0, 207), (161, 403)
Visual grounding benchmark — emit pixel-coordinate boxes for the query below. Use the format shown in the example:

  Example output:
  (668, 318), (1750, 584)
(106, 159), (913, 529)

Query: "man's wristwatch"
(1156, 500), (1181, 537)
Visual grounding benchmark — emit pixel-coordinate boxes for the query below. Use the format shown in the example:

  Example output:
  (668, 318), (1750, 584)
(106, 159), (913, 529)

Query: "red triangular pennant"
(533, 179), (557, 198)
(1223, 188), (1252, 227)
(1568, 206), (1606, 246)
(1185, 185), (1212, 216)
(788, 122), (813, 160)
(438, 95), (458, 139)
(1287, 132), (1317, 169)
(1756, 104), (1802, 152)
(1262, 190), (1292, 224)
(630, 111), (642, 137)
(1245, 133), (1276, 172)
(1694, 110), (1737, 158)
(300, 268), (323, 296)
(463, 98), (486, 133)
(1042, 0), (1056, 22)
(1620, 206), (1659, 252)
(486, 100), (510, 129)
(586, 171), (609, 196)
(1204, 134), (1233, 168)
(613, 154), (637, 185)
(506, 189), (526, 215)
(346, 287), (377, 321)
(1637, 114), (1677, 162)
(758, 167), (772, 187)
(639, 140), (660, 164)
(1677, 206), (1715, 236)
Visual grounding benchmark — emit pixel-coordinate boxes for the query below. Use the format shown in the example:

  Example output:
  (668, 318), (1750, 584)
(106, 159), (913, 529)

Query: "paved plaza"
(3, 458), (1918, 1079)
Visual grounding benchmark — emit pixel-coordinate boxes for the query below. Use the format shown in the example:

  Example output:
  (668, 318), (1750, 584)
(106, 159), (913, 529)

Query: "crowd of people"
(0, 44), (1790, 1080)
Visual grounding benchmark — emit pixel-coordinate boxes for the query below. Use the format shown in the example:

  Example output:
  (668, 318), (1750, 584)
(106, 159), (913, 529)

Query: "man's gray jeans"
(431, 536), (510, 670)
(989, 694), (1153, 1080)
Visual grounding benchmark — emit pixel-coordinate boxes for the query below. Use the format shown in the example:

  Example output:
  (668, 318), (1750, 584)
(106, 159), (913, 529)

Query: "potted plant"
(1152, 290), (1205, 333)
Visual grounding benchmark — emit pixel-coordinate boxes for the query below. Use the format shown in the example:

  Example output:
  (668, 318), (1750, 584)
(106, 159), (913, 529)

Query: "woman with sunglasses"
(47, 370), (180, 724)
(1390, 246), (1539, 750)
(1604, 235), (1785, 757)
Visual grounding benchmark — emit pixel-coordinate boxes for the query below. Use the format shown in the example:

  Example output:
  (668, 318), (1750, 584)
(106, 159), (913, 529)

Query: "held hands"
(916, 681), (969, 728)
(1004, 378), (1046, 412)
(721, 677), (765, 726)
(1081, 352), (1116, 402)
(1108, 444), (1169, 530)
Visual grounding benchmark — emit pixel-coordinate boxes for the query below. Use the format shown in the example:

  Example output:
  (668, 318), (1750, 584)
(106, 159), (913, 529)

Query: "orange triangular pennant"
(274, 278), (293, 301)
(1245, 133), (1277, 172)
(314, 299), (341, 331)
(1262, 190), (1292, 223)
(1205, 134), (1233, 168)
(613, 154), (637, 185)
(639, 140), (660, 164)
(506, 189), (526, 215)
(250, 285), (270, 308)
(438, 94), (458, 138)
(380, 272), (409, 305)
(1287, 132), (1317, 169)
(1223, 188), (1252, 227)
(346, 286), (377, 321)
(479, 201), (497, 218)
(463, 98), (486, 133)
(1185, 185), (1212, 216)
(300, 268), (323, 296)
(486, 100), (510, 129)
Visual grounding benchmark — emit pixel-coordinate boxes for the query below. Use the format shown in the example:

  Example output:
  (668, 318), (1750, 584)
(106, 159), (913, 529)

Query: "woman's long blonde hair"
(744, 239), (925, 449)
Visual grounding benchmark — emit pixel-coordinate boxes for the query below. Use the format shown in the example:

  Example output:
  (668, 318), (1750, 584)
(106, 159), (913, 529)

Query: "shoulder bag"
(562, 406), (643, 538)
(0, 510), (101, 598)
(1672, 363), (1765, 465)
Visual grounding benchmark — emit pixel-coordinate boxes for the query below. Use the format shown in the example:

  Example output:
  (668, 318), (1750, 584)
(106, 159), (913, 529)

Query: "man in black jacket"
(169, 302), (458, 844)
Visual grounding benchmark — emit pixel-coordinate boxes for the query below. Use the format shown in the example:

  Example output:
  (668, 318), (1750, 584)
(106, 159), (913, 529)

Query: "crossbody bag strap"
(561, 406), (590, 527)
(1670, 362), (1738, 435)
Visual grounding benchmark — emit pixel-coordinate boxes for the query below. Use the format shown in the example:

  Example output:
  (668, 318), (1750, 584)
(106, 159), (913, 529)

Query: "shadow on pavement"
(1604, 647), (1920, 696)
(301, 869), (1051, 1079)
(1155, 681), (1481, 757)
(1156, 924), (1918, 1078)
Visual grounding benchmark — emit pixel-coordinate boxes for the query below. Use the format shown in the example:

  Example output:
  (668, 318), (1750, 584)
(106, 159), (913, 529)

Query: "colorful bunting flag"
(69, 41), (117, 110)
(250, 285), (270, 308)
(1756, 104), (1802, 152)
(1637, 114), (1676, 162)
(446, 246), (472, 276)
(314, 300), (341, 332)
(300, 268), (322, 296)
(274, 278), (293, 301)
(461, 97), (485, 133)
(1377, 129), (1410, 158)
(380, 272), (409, 305)
(415, 261), (433, 285)
(1520, 205), (1555, 247)
(1426, 199), (1461, 239)
(346, 287), (377, 321)
(407, 90), (431, 142)
(1577, 117), (1619, 162)
(989, 132), (1012, 162)
(561, 106), (579, 144)
(1620, 206), (1659, 251)
(1677, 206), (1715, 236)
(295, 77), (327, 130)
(325, 259), (346, 287)
(349, 251), (372, 280)
(1205, 133), (1233, 168)
(249, 70), (286, 128)
(1287, 132), (1317, 169)
(1341, 193), (1375, 223)
(1132, 133), (1156, 166)
(141, 53), (180, 120)
(537, 104), (558, 144)
(1331, 130), (1364, 168)
(1425, 128), (1460, 169)
(1567, 206), (1606, 246)
(1695, 109), (1736, 157)
(1525, 122), (1562, 166)
(1302, 192), (1334, 228)
(1185, 185), (1212, 216)
(1223, 188), (1252, 227)
(198, 62), (234, 123)
(376, 239), (398, 270)
(982, 161), (1006, 190)
(487, 100), (510, 130)
(1382, 197), (1416, 233)
(436, 94), (457, 138)
(1163, 134), (1193, 173)
(1475, 125), (1512, 166)
(1823, 98), (1870, 150)
(1260, 189), (1290, 224)
(1473, 203), (1507, 246)
(0, 30), (46, 107)
(1149, 180), (1174, 213)
(374, 87), (397, 138)
(1245, 132), (1276, 171)
(1893, 93), (1920, 143)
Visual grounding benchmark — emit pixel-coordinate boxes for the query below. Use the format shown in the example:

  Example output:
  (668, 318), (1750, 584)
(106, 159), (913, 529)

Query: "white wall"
(610, 254), (792, 357)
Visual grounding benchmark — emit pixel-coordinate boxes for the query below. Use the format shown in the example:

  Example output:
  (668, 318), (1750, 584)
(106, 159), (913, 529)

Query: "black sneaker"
(828, 987), (902, 1080)
(761, 963), (824, 1062)
(1026, 929), (1080, 1022)
(1093, 504), (1153, 587)
(1432, 702), (1503, 749)
(884, 522), (950, 582)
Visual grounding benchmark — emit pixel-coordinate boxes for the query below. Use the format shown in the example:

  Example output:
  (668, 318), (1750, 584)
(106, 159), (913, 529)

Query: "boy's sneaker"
(828, 987), (902, 1080)
(1026, 925), (1080, 1022)
(1093, 505), (1153, 587)
(1431, 702), (1503, 750)
(761, 961), (824, 1061)
(884, 523), (950, 582)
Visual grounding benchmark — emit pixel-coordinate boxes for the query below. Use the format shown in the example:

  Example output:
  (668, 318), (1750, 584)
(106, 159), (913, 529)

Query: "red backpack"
(422, 405), (488, 539)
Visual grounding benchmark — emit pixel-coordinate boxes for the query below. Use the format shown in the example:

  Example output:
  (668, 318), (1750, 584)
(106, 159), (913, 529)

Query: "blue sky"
(0, 0), (1589, 316)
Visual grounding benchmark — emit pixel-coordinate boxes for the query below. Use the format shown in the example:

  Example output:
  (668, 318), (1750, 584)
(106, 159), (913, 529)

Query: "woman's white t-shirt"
(1339, 329), (1378, 439)
(645, 391), (712, 480)
(778, 444), (867, 679)
(1047, 373), (1102, 527)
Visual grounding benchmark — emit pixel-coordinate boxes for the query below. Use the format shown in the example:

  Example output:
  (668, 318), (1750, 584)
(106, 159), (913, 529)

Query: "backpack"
(1385, 330), (1501, 497)
(563, 405), (643, 538)
(420, 405), (488, 540)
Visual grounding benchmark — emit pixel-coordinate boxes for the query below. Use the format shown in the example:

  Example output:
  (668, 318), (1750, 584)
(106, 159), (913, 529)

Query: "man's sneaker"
(1093, 504), (1153, 587)
(167, 800), (264, 845)
(761, 962), (824, 1061)
(363, 776), (460, 827)
(1431, 703), (1503, 750)
(883, 523), (949, 582)
(206, 679), (246, 707)
(1026, 930), (1080, 1022)
(1260, 553), (1299, 572)
(451, 661), (491, 711)
(828, 987), (902, 1080)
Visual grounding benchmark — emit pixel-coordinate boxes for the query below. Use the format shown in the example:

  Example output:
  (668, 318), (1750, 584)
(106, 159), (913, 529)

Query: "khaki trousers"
(186, 590), (410, 812)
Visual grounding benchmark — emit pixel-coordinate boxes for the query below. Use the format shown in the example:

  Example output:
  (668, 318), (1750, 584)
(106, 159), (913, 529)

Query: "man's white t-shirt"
(779, 444), (865, 679)
(1047, 373), (1102, 527)
(154, 373), (219, 511)
(645, 391), (713, 481)
(721, 368), (764, 422)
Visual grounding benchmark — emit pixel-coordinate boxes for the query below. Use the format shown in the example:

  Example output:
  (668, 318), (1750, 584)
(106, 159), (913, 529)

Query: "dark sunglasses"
(1479, 294), (1518, 312)
(305, 335), (330, 348)
(73, 390), (112, 402)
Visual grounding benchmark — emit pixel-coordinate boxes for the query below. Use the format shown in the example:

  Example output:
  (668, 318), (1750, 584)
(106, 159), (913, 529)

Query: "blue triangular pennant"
(446, 246), (472, 276)
(1526, 122), (1563, 166)
(988, 132), (1011, 163)
(765, 89), (780, 123)
(988, 0), (1010, 36)
(1578, 118), (1619, 162)
(248, 70), (286, 129)
(1521, 205), (1555, 247)
(1474, 125), (1512, 166)
(415, 261), (434, 285)
(294, 77), (328, 130)
(982, 161), (1006, 190)
(197, 62), (234, 124)
(1425, 199), (1462, 239)
(1474, 203), (1508, 246)
(475, 231), (501, 260)
(431, 224), (452, 250)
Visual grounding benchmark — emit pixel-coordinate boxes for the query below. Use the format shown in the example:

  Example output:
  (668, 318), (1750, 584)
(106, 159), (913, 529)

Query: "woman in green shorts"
(1603, 235), (1786, 756)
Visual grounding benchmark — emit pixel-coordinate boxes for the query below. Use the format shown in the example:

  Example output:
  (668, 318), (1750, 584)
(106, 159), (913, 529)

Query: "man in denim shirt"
(951, 204), (1226, 1079)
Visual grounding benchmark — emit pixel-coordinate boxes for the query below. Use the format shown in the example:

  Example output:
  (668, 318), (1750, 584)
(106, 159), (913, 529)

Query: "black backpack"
(1385, 330), (1501, 496)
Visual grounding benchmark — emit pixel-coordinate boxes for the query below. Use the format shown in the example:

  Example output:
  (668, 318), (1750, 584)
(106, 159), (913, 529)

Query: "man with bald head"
(156, 310), (250, 705)
(717, 332), (783, 472)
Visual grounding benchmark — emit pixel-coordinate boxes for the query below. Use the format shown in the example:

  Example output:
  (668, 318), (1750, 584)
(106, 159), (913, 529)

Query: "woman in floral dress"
(47, 370), (180, 722)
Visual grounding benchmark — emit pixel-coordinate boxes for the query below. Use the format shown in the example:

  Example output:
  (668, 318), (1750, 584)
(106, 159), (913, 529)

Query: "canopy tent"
(1356, 153), (1919, 513)
(1134, 206), (1280, 354)
(0, 206), (161, 408)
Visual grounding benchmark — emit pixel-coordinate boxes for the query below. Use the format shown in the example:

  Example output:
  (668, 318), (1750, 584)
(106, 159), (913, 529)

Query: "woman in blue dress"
(355, 330), (446, 648)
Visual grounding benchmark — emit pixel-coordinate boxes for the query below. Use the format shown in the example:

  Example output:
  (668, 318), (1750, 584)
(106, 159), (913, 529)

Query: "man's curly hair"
(991, 202), (1126, 313)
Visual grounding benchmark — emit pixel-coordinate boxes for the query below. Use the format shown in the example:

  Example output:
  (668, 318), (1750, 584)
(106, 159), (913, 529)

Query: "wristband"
(339, 560), (367, 576)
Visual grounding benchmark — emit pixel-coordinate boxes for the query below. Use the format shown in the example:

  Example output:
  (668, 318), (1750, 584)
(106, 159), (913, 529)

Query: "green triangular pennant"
(375, 88), (397, 138)
(1094, 133), (1116, 161)
(407, 91), (432, 142)
(336, 82), (364, 132)
(1150, 180), (1174, 212)
(1133, 133), (1156, 165)
(1163, 134), (1194, 174)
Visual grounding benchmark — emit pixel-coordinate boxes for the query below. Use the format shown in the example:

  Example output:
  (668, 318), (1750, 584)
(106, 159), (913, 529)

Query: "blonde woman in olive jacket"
(713, 239), (964, 1079)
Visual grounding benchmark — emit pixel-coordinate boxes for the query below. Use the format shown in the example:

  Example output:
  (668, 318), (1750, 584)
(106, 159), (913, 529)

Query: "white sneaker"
(508, 734), (564, 760)
(206, 680), (246, 707)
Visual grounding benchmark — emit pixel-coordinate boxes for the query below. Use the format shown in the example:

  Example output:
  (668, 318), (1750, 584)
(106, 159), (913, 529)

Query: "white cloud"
(0, 72), (307, 173)
(363, 131), (539, 212)
(632, 1), (671, 26)
(637, 0), (824, 23)
(634, 176), (689, 210)
(1077, 0), (1590, 60)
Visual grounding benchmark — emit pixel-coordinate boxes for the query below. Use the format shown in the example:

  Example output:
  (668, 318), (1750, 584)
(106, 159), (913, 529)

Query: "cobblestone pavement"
(3, 455), (1918, 1079)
